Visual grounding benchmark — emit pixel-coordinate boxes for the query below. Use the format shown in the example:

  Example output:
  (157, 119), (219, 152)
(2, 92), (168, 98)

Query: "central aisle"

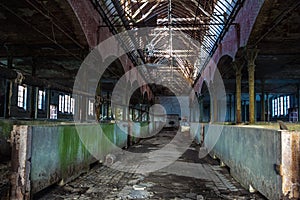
(35, 129), (266, 200)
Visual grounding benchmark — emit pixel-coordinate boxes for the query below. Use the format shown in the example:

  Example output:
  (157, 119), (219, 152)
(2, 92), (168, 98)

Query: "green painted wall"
(30, 123), (130, 193)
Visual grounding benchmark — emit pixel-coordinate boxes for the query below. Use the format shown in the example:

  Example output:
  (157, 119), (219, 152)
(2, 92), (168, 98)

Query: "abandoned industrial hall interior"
(0, 0), (300, 199)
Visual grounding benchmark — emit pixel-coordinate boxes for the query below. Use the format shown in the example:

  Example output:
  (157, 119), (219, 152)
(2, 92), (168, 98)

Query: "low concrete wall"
(203, 124), (300, 200)
(30, 123), (131, 193)
(9, 121), (155, 198)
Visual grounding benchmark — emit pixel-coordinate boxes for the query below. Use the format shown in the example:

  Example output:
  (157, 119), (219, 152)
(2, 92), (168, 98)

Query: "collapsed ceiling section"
(91, 0), (243, 90)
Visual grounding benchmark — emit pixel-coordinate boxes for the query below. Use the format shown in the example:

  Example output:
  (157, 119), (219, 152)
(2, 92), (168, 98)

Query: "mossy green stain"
(0, 120), (13, 138)
(59, 125), (90, 178)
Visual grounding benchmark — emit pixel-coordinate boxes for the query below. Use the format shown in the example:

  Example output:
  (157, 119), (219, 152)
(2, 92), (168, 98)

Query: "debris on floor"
(33, 130), (267, 200)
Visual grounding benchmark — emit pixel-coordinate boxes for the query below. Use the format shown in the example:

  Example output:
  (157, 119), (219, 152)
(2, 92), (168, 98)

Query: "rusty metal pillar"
(30, 60), (37, 119)
(232, 61), (243, 124)
(46, 89), (50, 119)
(243, 100), (247, 122)
(5, 56), (13, 119)
(246, 48), (258, 124)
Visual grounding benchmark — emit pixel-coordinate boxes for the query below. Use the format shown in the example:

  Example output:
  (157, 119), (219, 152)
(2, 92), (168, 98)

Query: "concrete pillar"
(246, 48), (258, 124)
(232, 61), (243, 124)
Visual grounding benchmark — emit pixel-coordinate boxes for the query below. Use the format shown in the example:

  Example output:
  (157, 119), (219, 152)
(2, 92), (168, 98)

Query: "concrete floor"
(34, 130), (267, 200)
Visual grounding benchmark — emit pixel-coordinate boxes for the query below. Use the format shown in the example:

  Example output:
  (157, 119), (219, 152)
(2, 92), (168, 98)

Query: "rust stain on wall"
(282, 131), (300, 199)
(9, 125), (31, 200)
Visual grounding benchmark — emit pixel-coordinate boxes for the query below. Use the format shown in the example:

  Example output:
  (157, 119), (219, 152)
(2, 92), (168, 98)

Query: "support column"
(30, 61), (37, 119)
(199, 95), (204, 122)
(233, 93), (236, 122)
(213, 95), (218, 122)
(209, 81), (216, 122)
(5, 56), (13, 118)
(246, 48), (258, 124)
(228, 94), (232, 122)
(46, 89), (50, 119)
(261, 80), (265, 122)
(232, 61), (244, 124)
(95, 82), (101, 121)
(34, 87), (38, 119)
(80, 69), (88, 122)
(106, 91), (110, 119)
(244, 100), (247, 122)
(266, 93), (270, 122)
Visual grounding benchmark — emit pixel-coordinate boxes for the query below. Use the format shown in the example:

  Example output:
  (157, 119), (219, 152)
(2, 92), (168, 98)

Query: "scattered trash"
(105, 154), (116, 166)
(133, 184), (146, 190)
(186, 193), (197, 198)
(197, 195), (204, 200)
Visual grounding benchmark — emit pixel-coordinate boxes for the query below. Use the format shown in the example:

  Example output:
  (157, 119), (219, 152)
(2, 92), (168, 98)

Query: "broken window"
(272, 96), (290, 117)
(50, 105), (57, 119)
(64, 94), (70, 113)
(70, 97), (75, 114)
(59, 94), (64, 112)
(88, 99), (94, 116)
(17, 85), (27, 110)
(38, 90), (45, 110)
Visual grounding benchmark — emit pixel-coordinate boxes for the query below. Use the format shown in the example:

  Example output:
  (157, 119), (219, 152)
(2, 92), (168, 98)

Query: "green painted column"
(232, 61), (243, 124)
(246, 49), (258, 124)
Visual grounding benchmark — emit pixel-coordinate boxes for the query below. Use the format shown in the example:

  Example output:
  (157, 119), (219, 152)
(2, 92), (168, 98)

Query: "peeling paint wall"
(10, 121), (152, 197)
(281, 131), (300, 199)
(29, 123), (128, 193)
